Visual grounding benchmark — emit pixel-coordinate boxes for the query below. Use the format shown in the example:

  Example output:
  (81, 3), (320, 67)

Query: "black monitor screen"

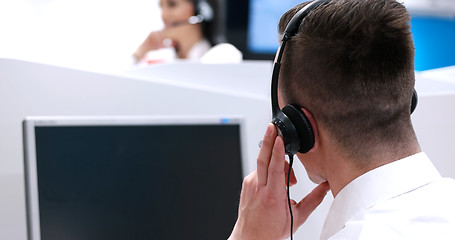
(225, 0), (308, 60)
(33, 124), (243, 240)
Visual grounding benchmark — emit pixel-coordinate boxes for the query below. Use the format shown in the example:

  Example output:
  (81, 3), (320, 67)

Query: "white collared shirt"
(321, 152), (455, 240)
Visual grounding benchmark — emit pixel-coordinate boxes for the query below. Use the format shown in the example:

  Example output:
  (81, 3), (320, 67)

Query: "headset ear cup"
(197, 0), (214, 22)
(282, 105), (315, 153)
(411, 89), (418, 114)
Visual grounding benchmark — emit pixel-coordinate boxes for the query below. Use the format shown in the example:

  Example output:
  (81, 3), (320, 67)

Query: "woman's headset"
(271, 0), (418, 156)
(189, 0), (213, 24)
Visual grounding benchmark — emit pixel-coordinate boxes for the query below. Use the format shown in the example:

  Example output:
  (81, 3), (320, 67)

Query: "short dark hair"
(278, 0), (417, 166)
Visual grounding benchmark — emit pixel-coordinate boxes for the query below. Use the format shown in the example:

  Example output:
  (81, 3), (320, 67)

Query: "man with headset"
(228, 0), (455, 239)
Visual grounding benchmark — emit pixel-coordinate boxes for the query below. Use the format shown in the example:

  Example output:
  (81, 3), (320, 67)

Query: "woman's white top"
(139, 39), (242, 65)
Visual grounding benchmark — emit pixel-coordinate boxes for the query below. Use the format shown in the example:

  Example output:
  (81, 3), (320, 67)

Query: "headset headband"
(272, 0), (332, 117)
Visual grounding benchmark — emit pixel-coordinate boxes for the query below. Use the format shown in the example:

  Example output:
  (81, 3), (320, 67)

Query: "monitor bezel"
(225, 0), (276, 60)
(23, 115), (247, 240)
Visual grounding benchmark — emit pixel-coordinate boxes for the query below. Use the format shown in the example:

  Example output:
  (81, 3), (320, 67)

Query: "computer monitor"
(225, 0), (455, 69)
(23, 115), (245, 240)
(225, 0), (310, 60)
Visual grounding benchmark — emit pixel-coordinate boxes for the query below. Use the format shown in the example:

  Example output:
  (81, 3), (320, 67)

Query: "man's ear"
(301, 108), (319, 152)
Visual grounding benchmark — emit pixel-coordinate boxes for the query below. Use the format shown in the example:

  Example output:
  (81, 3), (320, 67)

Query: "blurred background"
(0, 0), (454, 71)
(0, 0), (163, 70)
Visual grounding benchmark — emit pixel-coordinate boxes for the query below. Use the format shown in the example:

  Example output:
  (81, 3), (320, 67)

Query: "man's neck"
(325, 144), (421, 197)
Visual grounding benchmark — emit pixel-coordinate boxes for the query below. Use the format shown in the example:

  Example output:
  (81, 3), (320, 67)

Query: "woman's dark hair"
(190, 0), (222, 46)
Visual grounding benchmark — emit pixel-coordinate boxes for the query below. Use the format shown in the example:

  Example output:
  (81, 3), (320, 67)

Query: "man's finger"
(266, 136), (286, 192)
(257, 124), (277, 186)
(294, 182), (330, 226)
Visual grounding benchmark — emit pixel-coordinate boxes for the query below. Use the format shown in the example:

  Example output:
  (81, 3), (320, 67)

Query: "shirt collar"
(320, 152), (442, 239)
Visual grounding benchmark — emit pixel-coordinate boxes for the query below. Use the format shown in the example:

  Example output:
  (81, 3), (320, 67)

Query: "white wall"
(0, 0), (162, 70)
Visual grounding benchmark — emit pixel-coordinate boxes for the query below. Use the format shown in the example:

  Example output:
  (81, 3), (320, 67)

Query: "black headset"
(189, 0), (213, 24)
(271, 0), (418, 156)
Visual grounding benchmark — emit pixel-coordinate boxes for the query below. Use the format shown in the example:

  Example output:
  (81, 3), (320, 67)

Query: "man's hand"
(228, 123), (330, 240)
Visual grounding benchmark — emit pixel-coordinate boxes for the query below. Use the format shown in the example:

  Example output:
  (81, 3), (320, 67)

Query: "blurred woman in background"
(133, 0), (241, 64)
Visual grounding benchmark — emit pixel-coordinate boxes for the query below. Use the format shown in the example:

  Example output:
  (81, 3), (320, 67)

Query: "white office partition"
(0, 58), (274, 240)
(413, 67), (455, 178)
(0, 58), (454, 240)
